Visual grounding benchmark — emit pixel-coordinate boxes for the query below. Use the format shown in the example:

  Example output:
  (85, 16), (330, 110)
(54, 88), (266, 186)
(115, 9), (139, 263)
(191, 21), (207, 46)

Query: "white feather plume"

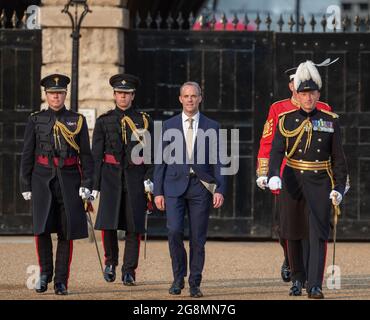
(294, 60), (322, 91)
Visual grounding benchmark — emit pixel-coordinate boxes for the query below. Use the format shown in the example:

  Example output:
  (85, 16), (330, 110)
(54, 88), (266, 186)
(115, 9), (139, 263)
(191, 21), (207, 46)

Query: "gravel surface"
(0, 237), (369, 300)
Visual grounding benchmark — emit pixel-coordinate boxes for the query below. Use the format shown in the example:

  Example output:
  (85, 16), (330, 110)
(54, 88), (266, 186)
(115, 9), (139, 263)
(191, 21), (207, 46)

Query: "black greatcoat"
(92, 106), (153, 233)
(268, 108), (347, 240)
(19, 107), (94, 240)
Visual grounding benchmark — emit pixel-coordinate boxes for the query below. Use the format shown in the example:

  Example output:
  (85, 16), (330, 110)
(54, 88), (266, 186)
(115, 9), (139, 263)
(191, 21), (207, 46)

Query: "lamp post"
(62, 0), (91, 112)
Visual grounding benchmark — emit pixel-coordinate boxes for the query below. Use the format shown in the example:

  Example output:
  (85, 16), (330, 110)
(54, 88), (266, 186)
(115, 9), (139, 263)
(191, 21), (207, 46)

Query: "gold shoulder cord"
(278, 115), (313, 158)
(281, 115), (340, 218)
(121, 114), (149, 146)
(53, 115), (83, 153)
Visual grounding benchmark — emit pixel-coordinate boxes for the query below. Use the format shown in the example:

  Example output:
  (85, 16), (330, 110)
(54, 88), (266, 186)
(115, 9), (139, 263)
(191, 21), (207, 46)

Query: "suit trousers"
(165, 175), (212, 288)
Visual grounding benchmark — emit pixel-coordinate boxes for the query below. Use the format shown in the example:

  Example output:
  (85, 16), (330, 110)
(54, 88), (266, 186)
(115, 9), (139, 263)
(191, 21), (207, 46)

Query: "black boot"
(54, 283), (68, 295)
(289, 280), (303, 296)
(308, 286), (324, 299)
(122, 273), (136, 286)
(104, 265), (116, 282)
(35, 274), (52, 293)
(281, 259), (291, 282)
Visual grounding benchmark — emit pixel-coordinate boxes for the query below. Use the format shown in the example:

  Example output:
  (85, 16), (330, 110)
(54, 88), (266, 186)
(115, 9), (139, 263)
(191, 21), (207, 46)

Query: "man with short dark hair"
(92, 73), (153, 286)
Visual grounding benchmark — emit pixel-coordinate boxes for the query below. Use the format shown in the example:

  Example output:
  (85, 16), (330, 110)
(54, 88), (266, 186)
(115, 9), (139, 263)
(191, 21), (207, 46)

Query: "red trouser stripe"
(101, 230), (107, 265)
(135, 234), (141, 277)
(66, 240), (73, 289)
(34, 236), (42, 274)
(137, 234), (141, 258)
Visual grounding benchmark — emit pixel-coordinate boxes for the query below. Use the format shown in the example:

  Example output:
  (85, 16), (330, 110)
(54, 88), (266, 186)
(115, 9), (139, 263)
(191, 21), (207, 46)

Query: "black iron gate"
(125, 22), (370, 239)
(0, 30), (41, 234)
(275, 32), (370, 240)
(125, 30), (275, 238)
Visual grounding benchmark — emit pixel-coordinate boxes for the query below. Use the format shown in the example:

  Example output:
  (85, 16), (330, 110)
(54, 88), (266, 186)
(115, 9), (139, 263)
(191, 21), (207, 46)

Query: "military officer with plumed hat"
(268, 61), (348, 299)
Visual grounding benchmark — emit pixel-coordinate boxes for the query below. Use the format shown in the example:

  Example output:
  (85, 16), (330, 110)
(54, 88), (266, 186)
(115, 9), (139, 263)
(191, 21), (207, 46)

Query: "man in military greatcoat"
(92, 74), (153, 286)
(20, 74), (94, 295)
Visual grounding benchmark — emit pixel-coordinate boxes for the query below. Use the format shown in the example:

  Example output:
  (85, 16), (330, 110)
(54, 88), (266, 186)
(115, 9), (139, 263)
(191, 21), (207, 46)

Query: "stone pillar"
(40, 0), (129, 129)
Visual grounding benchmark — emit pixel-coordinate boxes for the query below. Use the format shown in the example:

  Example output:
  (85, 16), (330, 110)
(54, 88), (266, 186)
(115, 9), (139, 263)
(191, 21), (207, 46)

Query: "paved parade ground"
(0, 237), (369, 300)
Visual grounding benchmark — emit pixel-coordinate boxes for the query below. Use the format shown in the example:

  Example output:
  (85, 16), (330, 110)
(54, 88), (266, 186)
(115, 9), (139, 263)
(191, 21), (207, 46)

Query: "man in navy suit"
(154, 81), (226, 298)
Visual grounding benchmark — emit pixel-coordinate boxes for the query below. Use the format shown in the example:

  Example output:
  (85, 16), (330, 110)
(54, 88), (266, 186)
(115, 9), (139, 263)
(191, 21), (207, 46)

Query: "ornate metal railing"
(134, 10), (370, 32)
(0, 0), (40, 29)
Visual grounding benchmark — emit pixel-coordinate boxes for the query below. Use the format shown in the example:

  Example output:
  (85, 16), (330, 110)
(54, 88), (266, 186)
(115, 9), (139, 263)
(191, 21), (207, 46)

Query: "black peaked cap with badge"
(109, 74), (141, 92)
(40, 74), (70, 92)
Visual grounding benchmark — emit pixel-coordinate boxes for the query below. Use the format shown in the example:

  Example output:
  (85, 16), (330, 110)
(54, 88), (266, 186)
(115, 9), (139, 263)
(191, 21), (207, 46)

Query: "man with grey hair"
(154, 81), (226, 298)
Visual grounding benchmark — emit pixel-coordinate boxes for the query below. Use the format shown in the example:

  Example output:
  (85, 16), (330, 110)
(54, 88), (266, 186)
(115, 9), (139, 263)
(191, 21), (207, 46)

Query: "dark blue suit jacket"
(154, 112), (226, 197)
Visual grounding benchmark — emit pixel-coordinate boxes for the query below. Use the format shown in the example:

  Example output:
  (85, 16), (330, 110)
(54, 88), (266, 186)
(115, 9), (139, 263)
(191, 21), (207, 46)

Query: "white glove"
(91, 190), (99, 200)
(256, 176), (268, 190)
(329, 190), (342, 206)
(79, 187), (91, 200)
(144, 179), (154, 193)
(344, 175), (350, 195)
(268, 176), (282, 190)
(22, 192), (32, 201)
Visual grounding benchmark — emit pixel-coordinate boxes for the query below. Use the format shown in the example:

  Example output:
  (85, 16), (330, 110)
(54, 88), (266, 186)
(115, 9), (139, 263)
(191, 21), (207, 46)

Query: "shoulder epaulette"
(140, 111), (151, 118)
(277, 109), (297, 118)
(68, 109), (83, 117)
(317, 101), (330, 107)
(98, 109), (114, 118)
(30, 109), (45, 116)
(320, 109), (339, 118)
(271, 98), (290, 106)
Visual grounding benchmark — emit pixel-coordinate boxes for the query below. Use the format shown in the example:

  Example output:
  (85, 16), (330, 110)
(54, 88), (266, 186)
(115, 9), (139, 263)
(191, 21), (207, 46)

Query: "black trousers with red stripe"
(35, 234), (73, 285)
(35, 177), (73, 286)
(102, 231), (140, 277)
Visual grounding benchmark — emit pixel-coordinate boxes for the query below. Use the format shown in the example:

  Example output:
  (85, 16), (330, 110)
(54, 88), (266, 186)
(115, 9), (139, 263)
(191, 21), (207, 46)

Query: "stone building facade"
(40, 0), (129, 130)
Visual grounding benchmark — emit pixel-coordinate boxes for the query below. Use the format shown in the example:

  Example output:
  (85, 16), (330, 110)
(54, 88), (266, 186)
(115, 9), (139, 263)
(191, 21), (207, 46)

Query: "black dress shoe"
(281, 259), (291, 282)
(190, 286), (203, 298)
(54, 283), (68, 295)
(289, 280), (303, 296)
(169, 280), (185, 295)
(35, 274), (51, 293)
(122, 273), (136, 286)
(308, 286), (324, 299)
(104, 265), (116, 282)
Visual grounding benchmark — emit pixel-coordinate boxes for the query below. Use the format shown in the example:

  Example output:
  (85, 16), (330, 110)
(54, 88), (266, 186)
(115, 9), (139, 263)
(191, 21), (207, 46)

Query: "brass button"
(318, 138), (322, 142)
(300, 170), (304, 174)
(299, 149), (302, 153)
(317, 149), (320, 153)
(296, 119), (300, 122)
(315, 160), (319, 162)
(299, 159), (303, 162)
(314, 170), (318, 173)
